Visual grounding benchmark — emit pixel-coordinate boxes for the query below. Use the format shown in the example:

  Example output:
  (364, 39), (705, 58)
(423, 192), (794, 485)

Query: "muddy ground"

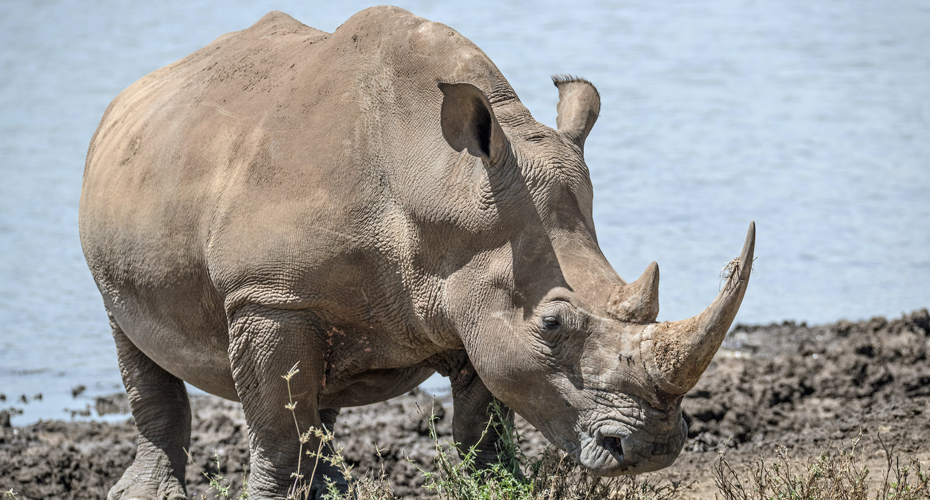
(2, 309), (929, 499)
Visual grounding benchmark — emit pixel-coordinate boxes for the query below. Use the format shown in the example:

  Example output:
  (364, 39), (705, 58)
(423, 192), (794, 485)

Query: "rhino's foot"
(249, 464), (349, 500)
(107, 457), (186, 500)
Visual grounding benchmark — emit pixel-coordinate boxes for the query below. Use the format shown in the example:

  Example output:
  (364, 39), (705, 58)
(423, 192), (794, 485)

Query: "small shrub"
(186, 450), (248, 500)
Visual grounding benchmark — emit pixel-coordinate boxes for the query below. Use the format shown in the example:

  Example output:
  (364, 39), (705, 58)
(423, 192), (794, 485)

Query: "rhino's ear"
(438, 82), (509, 164)
(552, 75), (600, 150)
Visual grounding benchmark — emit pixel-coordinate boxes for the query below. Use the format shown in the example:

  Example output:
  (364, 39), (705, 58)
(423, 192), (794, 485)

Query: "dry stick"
(283, 362), (308, 498)
(307, 434), (325, 497)
(877, 434), (893, 500)
(548, 454), (566, 500)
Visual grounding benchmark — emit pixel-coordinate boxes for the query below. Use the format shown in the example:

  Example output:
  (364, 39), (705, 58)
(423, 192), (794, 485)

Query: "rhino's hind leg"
(108, 315), (190, 500)
(228, 305), (346, 500)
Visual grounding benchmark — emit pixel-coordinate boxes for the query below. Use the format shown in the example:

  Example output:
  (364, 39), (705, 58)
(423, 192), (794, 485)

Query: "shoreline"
(1, 309), (922, 428)
(2, 309), (929, 498)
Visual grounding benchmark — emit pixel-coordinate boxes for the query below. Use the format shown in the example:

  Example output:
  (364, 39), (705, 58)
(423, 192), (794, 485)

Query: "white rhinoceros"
(80, 7), (754, 499)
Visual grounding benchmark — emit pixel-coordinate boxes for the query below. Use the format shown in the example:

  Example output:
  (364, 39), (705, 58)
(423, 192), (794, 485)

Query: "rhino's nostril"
(602, 436), (624, 460)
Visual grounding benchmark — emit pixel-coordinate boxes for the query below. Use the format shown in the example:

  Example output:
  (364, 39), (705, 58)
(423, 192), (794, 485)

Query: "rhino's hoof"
(107, 470), (186, 500)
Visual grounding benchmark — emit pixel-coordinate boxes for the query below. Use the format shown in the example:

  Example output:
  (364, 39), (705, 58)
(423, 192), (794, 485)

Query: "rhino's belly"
(114, 294), (438, 406)
(319, 365), (435, 408)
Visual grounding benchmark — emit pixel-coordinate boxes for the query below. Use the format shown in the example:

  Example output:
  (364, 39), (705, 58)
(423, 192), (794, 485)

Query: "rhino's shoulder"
(332, 6), (516, 104)
(335, 6), (483, 58)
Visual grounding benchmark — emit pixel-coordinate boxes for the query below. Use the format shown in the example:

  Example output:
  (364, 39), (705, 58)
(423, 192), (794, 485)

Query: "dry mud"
(2, 309), (929, 499)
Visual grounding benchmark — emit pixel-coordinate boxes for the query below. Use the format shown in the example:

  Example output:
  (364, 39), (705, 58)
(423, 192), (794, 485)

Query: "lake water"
(1, 0), (928, 424)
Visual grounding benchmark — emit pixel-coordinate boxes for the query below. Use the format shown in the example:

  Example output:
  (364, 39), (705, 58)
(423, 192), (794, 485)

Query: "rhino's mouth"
(572, 425), (632, 475)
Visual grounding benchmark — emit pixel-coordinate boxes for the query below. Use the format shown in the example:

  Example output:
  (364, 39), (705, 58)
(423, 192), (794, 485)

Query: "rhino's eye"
(542, 316), (561, 330)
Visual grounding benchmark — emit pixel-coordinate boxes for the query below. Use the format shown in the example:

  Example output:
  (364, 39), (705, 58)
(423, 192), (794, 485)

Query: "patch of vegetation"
(192, 369), (684, 499)
(191, 370), (928, 499)
(714, 436), (930, 500)
(412, 400), (682, 500)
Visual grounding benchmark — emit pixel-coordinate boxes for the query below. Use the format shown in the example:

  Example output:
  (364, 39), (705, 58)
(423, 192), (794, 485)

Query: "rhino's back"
(81, 6), (517, 298)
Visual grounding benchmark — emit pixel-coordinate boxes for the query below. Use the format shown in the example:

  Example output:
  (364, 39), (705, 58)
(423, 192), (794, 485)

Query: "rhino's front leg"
(449, 359), (520, 474)
(228, 304), (344, 500)
(108, 314), (190, 500)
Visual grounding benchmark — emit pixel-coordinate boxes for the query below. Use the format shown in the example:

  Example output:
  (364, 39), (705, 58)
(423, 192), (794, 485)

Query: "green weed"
(186, 449), (248, 499)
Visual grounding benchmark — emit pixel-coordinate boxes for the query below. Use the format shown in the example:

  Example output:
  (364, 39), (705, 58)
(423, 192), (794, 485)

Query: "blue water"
(1, 0), (928, 424)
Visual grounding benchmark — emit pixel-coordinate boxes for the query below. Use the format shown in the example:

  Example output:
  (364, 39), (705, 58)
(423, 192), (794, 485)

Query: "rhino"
(80, 6), (755, 499)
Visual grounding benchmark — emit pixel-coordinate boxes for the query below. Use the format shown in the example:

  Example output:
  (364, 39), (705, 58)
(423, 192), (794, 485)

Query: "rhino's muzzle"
(580, 417), (687, 476)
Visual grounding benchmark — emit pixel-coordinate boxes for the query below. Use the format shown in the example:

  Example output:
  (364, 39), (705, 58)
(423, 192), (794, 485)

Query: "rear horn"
(606, 262), (660, 324)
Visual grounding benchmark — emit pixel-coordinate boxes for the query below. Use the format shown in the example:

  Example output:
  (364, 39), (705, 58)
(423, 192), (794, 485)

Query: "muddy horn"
(642, 222), (756, 396)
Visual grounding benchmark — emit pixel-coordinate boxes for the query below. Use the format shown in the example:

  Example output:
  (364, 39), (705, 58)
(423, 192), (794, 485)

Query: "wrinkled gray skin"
(80, 7), (755, 500)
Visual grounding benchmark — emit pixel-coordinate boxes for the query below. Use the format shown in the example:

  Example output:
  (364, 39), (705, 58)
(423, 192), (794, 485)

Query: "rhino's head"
(435, 78), (754, 475)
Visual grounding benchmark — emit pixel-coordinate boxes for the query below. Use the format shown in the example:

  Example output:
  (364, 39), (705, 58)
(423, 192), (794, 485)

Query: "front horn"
(642, 222), (756, 396)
